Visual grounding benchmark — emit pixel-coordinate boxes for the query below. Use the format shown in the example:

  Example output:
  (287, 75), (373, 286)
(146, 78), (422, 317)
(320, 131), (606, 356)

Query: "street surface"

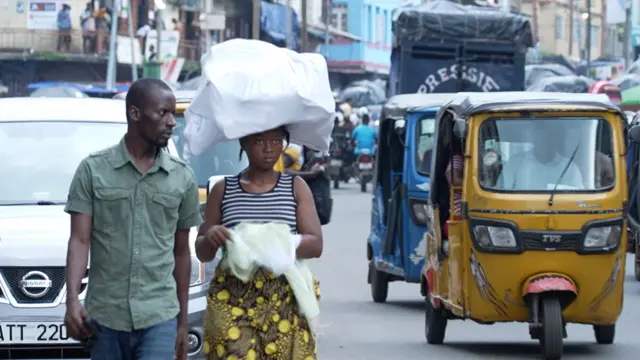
(315, 183), (640, 360)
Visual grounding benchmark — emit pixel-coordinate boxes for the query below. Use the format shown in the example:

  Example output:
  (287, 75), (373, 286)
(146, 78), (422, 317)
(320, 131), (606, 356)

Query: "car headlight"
(473, 225), (517, 248)
(584, 225), (621, 249)
(190, 256), (205, 286)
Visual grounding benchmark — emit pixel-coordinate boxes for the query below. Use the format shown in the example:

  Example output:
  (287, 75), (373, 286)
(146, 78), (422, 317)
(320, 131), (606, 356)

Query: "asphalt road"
(315, 183), (640, 360)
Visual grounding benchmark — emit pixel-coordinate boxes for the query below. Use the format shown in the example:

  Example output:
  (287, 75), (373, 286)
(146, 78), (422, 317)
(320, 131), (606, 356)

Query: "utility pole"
(127, 0), (138, 81)
(324, 0), (331, 57)
(156, 0), (164, 63)
(301, 0), (308, 52)
(586, 0), (592, 75)
(624, 0), (632, 68)
(252, 0), (260, 39)
(105, 0), (121, 91)
(286, 0), (292, 48)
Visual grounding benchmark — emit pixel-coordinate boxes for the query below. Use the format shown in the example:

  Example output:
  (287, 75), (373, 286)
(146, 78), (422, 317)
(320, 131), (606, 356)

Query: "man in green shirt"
(63, 78), (203, 360)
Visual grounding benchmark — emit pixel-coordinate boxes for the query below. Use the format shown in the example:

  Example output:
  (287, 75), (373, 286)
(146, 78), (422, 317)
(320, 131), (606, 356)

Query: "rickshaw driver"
(497, 123), (584, 190)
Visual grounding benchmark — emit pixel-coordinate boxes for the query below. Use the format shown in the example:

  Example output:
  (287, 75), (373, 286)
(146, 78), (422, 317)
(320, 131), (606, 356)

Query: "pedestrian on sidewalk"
(195, 126), (323, 359)
(57, 4), (72, 52)
(63, 78), (203, 360)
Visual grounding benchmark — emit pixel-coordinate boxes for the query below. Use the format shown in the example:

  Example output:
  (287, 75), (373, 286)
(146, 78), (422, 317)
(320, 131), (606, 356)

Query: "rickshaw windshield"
(416, 116), (436, 175)
(478, 116), (615, 192)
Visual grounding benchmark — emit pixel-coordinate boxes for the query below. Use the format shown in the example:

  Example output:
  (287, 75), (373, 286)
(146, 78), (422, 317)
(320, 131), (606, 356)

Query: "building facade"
(632, 0), (640, 58)
(520, 0), (606, 58)
(320, 0), (420, 77)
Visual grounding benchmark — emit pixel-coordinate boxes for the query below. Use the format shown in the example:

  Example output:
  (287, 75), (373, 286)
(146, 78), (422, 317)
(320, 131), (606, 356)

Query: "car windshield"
(173, 114), (248, 187)
(416, 117), (436, 175)
(479, 117), (615, 192)
(0, 121), (126, 205)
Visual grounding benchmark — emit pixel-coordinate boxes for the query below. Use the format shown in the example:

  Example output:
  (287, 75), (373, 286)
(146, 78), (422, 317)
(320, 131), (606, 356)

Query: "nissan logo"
(19, 271), (52, 299)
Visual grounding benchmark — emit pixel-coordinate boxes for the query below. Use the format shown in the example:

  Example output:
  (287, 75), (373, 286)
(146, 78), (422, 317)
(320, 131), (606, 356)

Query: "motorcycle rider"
(274, 141), (323, 181)
(352, 114), (377, 156)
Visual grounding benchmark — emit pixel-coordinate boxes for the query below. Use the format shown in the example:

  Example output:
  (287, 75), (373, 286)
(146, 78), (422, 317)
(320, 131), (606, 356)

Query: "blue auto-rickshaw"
(368, 93), (456, 302)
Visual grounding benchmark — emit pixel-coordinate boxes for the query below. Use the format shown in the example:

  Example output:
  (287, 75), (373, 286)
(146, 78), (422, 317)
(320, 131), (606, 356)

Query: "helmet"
(358, 107), (369, 116)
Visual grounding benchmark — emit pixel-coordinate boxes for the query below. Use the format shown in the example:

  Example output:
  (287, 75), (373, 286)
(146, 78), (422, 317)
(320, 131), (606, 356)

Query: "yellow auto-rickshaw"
(421, 92), (627, 359)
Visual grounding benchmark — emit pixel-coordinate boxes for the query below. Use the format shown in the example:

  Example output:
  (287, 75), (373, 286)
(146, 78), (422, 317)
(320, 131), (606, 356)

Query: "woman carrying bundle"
(195, 126), (323, 360)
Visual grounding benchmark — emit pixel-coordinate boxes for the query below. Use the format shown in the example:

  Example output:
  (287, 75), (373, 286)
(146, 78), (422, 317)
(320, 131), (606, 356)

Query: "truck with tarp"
(390, 0), (534, 95)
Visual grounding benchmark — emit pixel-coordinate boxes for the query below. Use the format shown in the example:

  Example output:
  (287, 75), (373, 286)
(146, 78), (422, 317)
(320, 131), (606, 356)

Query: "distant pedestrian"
(80, 3), (96, 54)
(57, 4), (72, 52)
(63, 78), (203, 360)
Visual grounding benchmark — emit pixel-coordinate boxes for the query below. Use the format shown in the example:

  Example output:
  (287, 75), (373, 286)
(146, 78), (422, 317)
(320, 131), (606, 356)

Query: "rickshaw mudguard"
(522, 273), (578, 298)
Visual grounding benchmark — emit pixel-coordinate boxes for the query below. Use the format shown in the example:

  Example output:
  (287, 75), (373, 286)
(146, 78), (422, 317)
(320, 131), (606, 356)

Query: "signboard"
(27, 0), (59, 29)
(116, 36), (143, 65)
(200, 12), (226, 30)
(161, 58), (185, 83)
(144, 30), (180, 62)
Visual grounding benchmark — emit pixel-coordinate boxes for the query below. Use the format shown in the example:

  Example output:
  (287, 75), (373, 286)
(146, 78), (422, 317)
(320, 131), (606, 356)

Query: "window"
(173, 114), (248, 187)
(368, 6), (373, 42)
(573, 18), (581, 42)
(478, 117), (614, 192)
(384, 10), (389, 45)
(555, 15), (565, 40)
(375, 7), (382, 43)
(330, 3), (348, 32)
(416, 117), (436, 175)
(0, 121), (127, 204)
(590, 25), (599, 47)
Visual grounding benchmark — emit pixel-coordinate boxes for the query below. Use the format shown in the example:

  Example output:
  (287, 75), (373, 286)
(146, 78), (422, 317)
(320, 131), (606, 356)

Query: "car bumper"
(0, 285), (209, 360)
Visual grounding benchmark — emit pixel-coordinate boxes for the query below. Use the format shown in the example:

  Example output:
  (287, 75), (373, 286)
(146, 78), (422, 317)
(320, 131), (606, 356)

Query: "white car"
(0, 97), (214, 359)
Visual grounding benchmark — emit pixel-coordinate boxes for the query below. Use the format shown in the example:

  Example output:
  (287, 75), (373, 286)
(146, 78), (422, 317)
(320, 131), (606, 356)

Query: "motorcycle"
(356, 148), (374, 192)
(329, 141), (343, 189)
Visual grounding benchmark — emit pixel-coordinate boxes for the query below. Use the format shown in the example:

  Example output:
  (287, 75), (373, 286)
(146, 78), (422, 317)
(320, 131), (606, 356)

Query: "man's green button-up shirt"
(64, 137), (204, 331)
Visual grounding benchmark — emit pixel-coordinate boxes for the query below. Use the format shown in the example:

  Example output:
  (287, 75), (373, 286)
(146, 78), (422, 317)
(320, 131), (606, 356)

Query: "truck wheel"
(369, 261), (388, 303)
(424, 293), (447, 344)
(593, 324), (615, 344)
(540, 297), (563, 360)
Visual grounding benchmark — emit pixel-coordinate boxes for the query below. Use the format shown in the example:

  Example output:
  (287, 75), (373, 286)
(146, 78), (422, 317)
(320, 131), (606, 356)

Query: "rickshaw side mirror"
(630, 125), (640, 143)
(393, 118), (407, 136)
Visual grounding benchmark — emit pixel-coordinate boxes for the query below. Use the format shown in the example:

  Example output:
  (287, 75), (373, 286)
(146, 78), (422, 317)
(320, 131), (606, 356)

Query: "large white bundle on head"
(183, 39), (335, 159)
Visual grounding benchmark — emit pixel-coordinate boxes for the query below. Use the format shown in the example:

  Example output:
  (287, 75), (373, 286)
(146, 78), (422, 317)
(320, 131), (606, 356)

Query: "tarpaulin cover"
(393, 0), (533, 48)
(526, 75), (594, 93)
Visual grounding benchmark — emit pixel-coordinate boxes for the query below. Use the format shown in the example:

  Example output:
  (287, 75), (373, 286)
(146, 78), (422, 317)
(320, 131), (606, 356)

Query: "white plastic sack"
(183, 39), (335, 159)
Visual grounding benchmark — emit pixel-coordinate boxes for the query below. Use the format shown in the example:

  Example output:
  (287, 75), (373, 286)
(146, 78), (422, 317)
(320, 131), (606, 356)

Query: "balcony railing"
(0, 28), (204, 62)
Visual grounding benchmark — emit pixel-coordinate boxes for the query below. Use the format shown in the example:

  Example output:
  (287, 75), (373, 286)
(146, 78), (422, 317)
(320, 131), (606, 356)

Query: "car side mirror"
(630, 125), (640, 143)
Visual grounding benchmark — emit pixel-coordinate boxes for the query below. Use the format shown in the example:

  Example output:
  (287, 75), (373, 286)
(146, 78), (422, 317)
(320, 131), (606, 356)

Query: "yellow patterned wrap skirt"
(203, 266), (320, 360)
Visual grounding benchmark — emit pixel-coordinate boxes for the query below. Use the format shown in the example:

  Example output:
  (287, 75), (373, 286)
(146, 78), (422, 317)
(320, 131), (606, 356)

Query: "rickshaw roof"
(442, 92), (621, 118)
(381, 93), (457, 121)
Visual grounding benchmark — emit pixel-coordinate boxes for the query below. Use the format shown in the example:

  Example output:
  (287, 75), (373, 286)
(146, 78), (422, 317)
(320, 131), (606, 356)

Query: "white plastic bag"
(183, 39), (335, 159)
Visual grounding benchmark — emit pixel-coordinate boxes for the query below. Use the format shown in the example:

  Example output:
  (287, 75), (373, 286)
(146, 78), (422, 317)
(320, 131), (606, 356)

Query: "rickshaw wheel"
(424, 293), (447, 345)
(593, 324), (615, 344)
(369, 261), (388, 303)
(540, 297), (563, 360)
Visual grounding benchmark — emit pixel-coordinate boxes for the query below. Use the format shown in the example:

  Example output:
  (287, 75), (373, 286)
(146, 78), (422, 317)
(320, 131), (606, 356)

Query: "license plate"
(330, 159), (343, 166)
(0, 322), (76, 344)
(359, 163), (373, 170)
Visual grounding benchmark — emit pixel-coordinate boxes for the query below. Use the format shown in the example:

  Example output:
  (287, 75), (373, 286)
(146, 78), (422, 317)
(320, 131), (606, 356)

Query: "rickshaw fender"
(522, 273), (578, 308)
(421, 268), (441, 308)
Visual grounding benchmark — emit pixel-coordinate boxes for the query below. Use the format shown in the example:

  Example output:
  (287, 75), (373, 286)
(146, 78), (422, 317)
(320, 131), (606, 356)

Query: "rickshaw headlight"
(473, 225), (517, 248)
(584, 225), (621, 249)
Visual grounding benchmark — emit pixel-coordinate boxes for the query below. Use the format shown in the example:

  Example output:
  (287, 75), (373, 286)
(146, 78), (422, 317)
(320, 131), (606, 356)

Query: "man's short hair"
(125, 78), (173, 121)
